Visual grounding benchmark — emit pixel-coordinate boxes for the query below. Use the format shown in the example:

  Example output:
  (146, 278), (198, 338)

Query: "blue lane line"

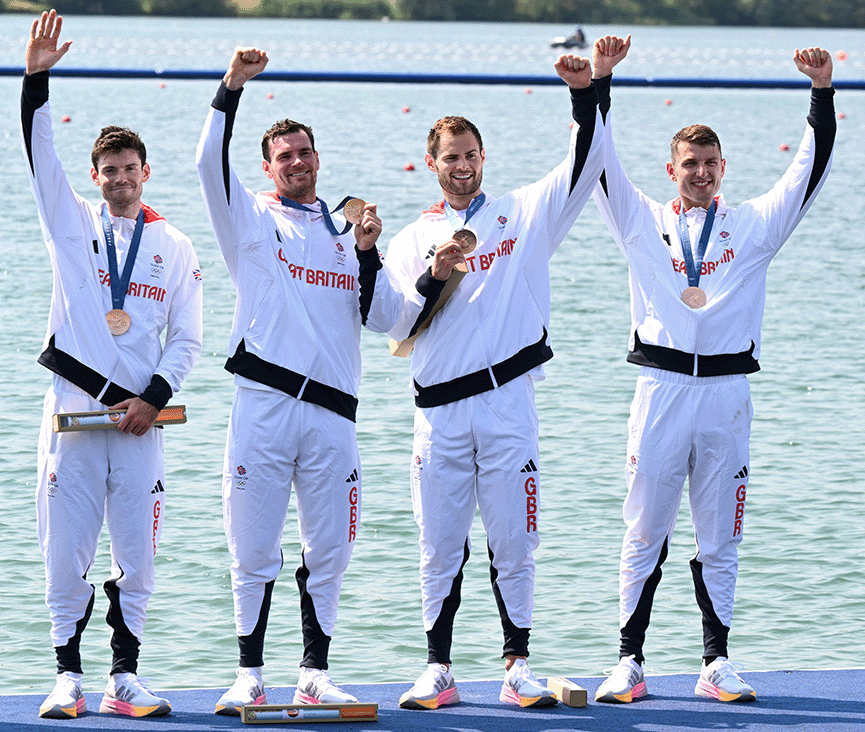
(1, 67), (863, 88)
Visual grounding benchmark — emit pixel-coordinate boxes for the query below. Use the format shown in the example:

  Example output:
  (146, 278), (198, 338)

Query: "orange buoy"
(404, 163), (415, 171)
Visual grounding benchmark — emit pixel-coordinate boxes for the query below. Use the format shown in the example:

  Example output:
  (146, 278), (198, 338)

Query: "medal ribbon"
(676, 198), (716, 288)
(101, 205), (145, 312)
(279, 196), (355, 236)
(444, 193), (486, 230)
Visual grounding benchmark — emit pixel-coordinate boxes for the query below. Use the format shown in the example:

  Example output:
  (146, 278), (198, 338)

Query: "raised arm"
(223, 46), (269, 90)
(592, 34), (631, 82)
(754, 46), (835, 246)
(794, 46), (833, 88)
(553, 52), (592, 90)
(25, 9), (72, 75)
(196, 48), (271, 279)
(590, 35), (648, 256)
(520, 51), (604, 256)
(21, 9), (86, 240)
(592, 34), (631, 121)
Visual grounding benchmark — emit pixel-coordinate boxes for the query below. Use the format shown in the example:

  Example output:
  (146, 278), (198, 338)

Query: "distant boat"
(551, 29), (588, 49)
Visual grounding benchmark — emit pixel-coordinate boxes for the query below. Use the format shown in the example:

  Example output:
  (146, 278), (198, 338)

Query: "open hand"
(26, 9), (72, 75)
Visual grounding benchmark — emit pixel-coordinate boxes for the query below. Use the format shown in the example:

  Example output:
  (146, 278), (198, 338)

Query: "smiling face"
(667, 141), (726, 211)
(91, 148), (150, 218)
(262, 130), (320, 204)
(425, 131), (485, 210)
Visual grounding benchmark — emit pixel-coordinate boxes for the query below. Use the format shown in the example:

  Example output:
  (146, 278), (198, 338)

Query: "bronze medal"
(452, 228), (477, 254)
(106, 308), (131, 336)
(452, 229), (477, 273)
(681, 286), (707, 309)
(343, 198), (366, 225)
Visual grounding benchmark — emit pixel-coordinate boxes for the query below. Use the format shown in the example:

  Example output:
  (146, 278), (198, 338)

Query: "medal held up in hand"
(342, 198), (366, 226)
(452, 228), (477, 273)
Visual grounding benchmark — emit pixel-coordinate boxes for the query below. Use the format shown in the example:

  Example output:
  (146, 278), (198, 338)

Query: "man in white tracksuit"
(589, 36), (835, 703)
(385, 53), (604, 710)
(196, 47), (403, 715)
(23, 11), (202, 720)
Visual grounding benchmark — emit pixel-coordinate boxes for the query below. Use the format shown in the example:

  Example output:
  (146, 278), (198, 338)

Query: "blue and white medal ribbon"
(443, 192), (485, 230)
(677, 198), (716, 308)
(102, 205), (145, 335)
(279, 195), (359, 236)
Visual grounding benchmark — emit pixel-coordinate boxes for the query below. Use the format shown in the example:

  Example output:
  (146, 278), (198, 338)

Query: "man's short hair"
(262, 119), (315, 161)
(670, 124), (722, 161)
(427, 116), (483, 160)
(91, 126), (147, 170)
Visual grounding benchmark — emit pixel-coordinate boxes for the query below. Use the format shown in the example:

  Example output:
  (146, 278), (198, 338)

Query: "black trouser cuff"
(426, 626), (452, 666)
(301, 636), (331, 670)
(502, 627), (530, 659)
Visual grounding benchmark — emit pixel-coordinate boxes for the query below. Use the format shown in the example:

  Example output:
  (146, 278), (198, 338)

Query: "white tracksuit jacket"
(197, 83), (402, 421)
(22, 71), (202, 657)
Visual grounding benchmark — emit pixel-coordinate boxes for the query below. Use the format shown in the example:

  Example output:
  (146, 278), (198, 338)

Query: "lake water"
(0, 15), (863, 697)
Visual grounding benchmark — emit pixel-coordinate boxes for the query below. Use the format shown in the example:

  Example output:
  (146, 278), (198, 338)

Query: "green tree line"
(8, 0), (864, 26)
(405, 0), (864, 26)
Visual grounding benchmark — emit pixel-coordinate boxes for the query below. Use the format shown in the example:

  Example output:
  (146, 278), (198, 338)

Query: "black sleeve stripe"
(593, 74), (613, 124)
(410, 269), (446, 337)
(598, 169), (610, 199)
(21, 72), (50, 176)
(213, 82), (243, 204)
(140, 374), (172, 411)
(801, 87), (836, 211)
(568, 84), (599, 194)
(356, 245), (382, 325)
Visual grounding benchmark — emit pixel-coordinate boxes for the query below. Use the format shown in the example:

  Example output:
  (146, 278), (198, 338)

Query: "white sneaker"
(695, 657), (756, 702)
(499, 658), (557, 708)
(595, 655), (648, 703)
(39, 671), (86, 719)
(99, 672), (171, 717)
(293, 667), (358, 704)
(215, 667), (267, 716)
(399, 663), (460, 710)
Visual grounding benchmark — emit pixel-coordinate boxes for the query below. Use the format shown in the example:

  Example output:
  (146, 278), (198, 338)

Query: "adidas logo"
(520, 459), (538, 474)
(151, 479), (165, 494)
(734, 466), (748, 480)
(345, 468), (358, 483)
